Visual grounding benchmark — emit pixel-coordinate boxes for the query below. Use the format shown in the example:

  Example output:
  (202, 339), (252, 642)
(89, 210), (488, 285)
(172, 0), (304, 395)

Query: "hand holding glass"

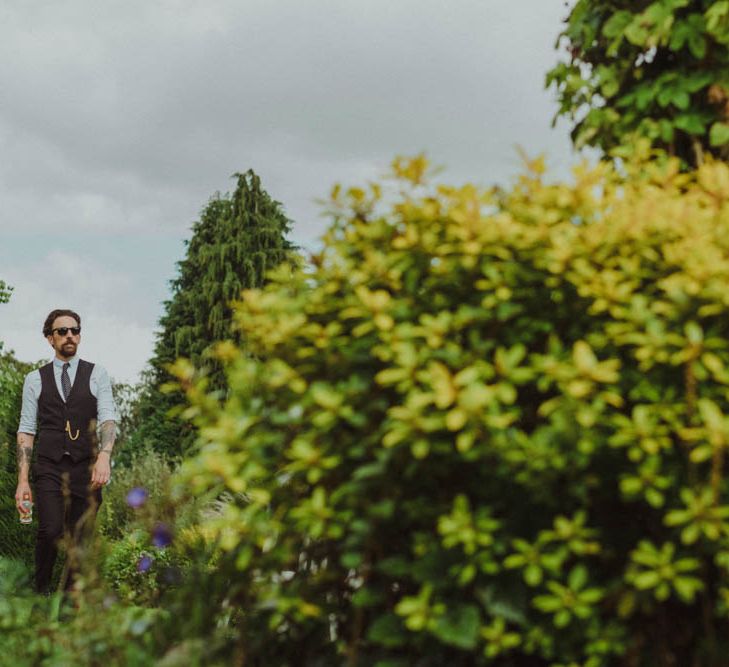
(19, 496), (33, 524)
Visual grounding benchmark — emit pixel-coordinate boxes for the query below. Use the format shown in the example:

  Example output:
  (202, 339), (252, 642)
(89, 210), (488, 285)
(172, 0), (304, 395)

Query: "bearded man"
(14, 309), (118, 594)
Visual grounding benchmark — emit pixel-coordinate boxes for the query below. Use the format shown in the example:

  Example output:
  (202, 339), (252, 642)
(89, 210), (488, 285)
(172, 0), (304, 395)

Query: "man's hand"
(15, 482), (33, 514)
(15, 432), (34, 513)
(91, 455), (111, 489)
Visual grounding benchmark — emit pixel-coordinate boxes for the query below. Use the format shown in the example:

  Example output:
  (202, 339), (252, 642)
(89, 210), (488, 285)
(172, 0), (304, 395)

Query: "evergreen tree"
(547, 0), (729, 167)
(130, 170), (296, 460)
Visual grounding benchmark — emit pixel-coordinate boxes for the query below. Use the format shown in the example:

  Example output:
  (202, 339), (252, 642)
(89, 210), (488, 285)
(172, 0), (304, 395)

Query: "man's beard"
(60, 343), (77, 356)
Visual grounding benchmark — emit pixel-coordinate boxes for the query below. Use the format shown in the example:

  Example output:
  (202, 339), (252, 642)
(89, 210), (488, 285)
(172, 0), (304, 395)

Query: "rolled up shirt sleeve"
(91, 365), (119, 426)
(17, 370), (41, 435)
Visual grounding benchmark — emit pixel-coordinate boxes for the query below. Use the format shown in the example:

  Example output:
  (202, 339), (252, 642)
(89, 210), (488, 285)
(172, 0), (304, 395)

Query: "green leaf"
(657, 86), (675, 108)
(685, 321), (703, 344)
(681, 524), (700, 545)
(620, 477), (641, 495)
(645, 488), (665, 508)
(568, 565), (588, 590)
(624, 20), (649, 46)
(684, 72), (713, 93)
(368, 613), (408, 648)
(340, 552), (362, 568)
(602, 11), (633, 38)
(670, 19), (694, 51)
(674, 113), (706, 135)
(672, 90), (690, 110)
(688, 33), (707, 58)
(633, 571), (661, 589)
(533, 594), (561, 613)
(710, 122), (729, 147)
(431, 604), (480, 650)
(352, 461), (385, 480)
(554, 609), (571, 627)
(634, 85), (656, 111)
(705, 1), (729, 34)
(353, 587), (386, 608)
(525, 564), (543, 587)
(580, 587), (603, 604)
(673, 576), (703, 602)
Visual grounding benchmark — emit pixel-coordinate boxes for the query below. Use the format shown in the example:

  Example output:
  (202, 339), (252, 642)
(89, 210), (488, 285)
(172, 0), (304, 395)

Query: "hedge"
(171, 151), (729, 664)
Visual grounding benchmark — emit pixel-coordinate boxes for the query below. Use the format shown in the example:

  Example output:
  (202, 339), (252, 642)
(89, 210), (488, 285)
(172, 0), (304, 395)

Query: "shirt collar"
(53, 355), (79, 369)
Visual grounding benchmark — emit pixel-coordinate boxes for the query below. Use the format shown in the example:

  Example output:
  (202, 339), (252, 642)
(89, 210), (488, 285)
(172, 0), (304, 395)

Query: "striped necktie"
(61, 363), (71, 402)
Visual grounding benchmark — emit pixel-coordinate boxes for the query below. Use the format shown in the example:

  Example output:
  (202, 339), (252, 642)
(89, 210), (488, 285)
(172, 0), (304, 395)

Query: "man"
(14, 309), (118, 594)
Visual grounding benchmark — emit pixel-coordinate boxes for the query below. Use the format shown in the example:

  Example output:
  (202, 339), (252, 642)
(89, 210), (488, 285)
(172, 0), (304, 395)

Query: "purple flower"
(136, 554), (154, 573)
(151, 522), (173, 548)
(126, 487), (148, 509)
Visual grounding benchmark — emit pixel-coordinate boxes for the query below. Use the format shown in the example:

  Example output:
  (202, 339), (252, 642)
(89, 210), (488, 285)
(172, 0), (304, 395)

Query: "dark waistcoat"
(37, 360), (97, 463)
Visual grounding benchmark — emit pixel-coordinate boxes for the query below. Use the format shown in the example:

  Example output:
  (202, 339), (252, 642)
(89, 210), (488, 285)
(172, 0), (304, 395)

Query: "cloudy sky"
(0, 0), (579, 384)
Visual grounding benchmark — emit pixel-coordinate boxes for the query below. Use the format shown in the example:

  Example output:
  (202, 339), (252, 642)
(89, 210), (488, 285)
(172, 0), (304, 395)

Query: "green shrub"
(0, 557), (162, 667)
(0, 351), (36, 561)
(0, 557), (56, 667)
(101, 528), (180, 605)
(96, 448), (202, 605)
(0, 443), (36, 562)
(97, 447), (174, 541)
(171, 153), (729, 665)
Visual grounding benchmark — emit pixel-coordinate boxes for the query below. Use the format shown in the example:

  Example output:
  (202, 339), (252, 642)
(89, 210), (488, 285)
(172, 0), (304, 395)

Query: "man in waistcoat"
(14, 309), (118, 594)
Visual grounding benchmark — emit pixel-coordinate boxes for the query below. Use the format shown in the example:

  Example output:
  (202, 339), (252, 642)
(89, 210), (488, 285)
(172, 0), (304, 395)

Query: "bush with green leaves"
(101, 528), (182, 606)
(0, 350), (36, 561)
(171, 153), (729, 665)
(97, 447), (174, 541)
(95, 448), (206, 605)
(547, 0), (729, 166)
(0, 556), (166, 667)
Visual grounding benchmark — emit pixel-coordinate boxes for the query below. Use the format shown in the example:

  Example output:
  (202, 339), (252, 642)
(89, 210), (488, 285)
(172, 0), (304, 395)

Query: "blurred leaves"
(168, 154), (729, 663)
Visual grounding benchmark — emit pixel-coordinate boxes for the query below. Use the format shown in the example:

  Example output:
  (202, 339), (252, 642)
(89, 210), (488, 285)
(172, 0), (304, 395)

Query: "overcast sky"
(0, 0), (579, 384)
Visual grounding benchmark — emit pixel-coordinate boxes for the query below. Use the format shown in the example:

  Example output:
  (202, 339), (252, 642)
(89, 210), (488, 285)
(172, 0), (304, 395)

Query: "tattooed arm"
(16, 432), (33, 477)
(97, 420), (116, 458)
(91, 365), (118, 489)
(91, 421), (115, 489)
(15, 432), (34, 512)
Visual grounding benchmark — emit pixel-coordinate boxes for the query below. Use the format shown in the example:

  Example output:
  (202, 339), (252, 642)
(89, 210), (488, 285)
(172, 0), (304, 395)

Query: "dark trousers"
(32, 455), (102, 594)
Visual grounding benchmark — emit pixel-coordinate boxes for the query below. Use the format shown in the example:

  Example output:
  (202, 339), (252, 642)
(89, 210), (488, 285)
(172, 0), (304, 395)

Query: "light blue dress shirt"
(17, 356), (119, 435)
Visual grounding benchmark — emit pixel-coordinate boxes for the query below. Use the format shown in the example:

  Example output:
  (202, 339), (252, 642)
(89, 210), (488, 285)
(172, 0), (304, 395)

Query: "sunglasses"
(53, 327), (81, 336)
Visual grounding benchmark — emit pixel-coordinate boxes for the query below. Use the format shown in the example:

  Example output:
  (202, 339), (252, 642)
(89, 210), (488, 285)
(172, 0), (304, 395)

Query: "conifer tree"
(130, 170), (296, 460)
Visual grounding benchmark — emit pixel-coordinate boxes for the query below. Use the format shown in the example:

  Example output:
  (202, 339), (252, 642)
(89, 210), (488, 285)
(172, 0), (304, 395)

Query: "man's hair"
(43, 309), (81, 337)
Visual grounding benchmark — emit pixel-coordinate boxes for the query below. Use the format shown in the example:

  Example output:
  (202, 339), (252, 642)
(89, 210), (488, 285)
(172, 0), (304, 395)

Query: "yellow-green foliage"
(174, 152), (729, 664)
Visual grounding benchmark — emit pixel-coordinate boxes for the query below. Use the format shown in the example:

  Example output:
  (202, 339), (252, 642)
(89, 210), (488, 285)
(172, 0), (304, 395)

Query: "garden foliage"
(0, 447), (220, 667)
(547, 0), (729, 166)
(0, 554), (168, 667)
(171, 153), (729, 665)
(0, 349), (35, 561)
